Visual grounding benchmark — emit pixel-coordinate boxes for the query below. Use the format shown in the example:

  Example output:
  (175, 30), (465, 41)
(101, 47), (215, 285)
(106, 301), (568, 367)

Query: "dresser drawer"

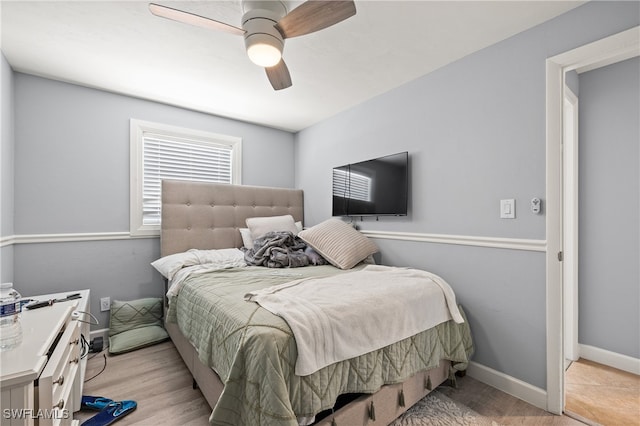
(35, 315), (81, 426)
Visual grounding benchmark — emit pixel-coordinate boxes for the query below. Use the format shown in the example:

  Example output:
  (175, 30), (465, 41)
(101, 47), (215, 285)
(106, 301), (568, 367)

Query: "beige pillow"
(246, 215), (299, 240)
(298, 219), (378, 269)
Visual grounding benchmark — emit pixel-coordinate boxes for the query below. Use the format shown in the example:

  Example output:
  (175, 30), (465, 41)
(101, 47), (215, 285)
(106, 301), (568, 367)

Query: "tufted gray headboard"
(160, 180), (304, 257)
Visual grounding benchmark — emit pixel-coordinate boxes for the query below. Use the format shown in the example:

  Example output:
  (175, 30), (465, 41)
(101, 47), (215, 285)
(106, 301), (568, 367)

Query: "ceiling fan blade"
(265, 60), (292, 91)
(149, 3), (245, 36)
(276, 0), (356, 39)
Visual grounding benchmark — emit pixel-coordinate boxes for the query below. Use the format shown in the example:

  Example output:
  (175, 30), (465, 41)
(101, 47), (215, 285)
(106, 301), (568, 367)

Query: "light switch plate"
(500, 199), (515, 219)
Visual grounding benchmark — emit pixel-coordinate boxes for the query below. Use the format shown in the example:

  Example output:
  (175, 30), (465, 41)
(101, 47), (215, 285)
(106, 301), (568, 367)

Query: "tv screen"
(332, 151), (408, 217)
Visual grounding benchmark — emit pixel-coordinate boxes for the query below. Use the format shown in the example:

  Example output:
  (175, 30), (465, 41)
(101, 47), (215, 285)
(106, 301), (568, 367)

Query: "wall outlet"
(100, 297), (111, 312)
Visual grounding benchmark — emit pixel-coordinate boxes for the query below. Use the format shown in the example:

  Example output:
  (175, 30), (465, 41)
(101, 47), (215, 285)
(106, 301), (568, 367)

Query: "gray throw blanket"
(244, 231), (328, 268)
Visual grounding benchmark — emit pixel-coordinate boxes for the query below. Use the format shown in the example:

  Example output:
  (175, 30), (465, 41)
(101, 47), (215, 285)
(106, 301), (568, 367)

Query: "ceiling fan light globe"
(247, 43), (282, 67)
(245, 31), (283, 67)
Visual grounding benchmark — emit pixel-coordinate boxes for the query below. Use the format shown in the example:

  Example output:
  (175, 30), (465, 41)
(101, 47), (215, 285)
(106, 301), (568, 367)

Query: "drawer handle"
(53, 375), (64, 386)
(70, 357), (79, 364)
(53, 399), (64, 410)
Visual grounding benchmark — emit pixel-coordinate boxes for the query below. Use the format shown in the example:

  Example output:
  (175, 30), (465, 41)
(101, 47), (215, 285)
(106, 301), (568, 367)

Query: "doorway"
(544, 25), (640, 415)
(562, 85), (579, 370)
(562, 55), (640, 426)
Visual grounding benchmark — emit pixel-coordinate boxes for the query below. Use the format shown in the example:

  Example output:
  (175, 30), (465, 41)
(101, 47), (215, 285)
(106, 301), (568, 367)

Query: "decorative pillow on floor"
(108, 297), (168, 354)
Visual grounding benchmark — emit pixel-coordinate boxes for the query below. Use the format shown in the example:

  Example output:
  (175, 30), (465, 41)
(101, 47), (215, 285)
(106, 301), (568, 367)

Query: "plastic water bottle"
(0, 282), (23, 351)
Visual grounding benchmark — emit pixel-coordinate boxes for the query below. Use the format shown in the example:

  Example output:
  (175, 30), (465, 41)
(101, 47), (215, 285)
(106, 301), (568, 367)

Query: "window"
(130, 119), (242, 236)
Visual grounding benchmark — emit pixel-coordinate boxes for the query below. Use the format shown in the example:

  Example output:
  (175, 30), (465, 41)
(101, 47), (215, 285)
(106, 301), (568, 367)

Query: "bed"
(158, 180), (473, 426)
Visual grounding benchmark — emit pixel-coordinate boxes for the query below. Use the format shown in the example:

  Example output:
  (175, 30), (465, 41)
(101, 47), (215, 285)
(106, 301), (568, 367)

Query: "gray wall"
(1, 52), (15, 283)
(295, 1), (639, 390)
(12, 73), (295, 327)
(578, 57), (639, 358)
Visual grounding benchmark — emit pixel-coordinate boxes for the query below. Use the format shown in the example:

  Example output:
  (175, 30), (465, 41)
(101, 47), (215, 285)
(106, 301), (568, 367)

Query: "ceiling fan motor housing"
(242, 5), (286, 67)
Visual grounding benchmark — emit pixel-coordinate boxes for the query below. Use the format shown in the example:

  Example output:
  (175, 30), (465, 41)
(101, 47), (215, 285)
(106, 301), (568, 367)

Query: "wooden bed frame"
(160, 180), (451, 425)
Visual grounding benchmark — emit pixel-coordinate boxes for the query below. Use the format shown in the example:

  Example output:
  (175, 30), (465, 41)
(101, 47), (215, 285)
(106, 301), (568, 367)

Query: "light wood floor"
(565, 358), (640, 426)
(75, 341), (585, 425)
(438, 377), (583, 426)
(76, 341), (211, 425)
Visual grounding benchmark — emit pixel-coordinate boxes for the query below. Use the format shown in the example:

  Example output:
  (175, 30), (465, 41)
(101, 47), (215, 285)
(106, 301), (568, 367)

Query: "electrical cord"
(74, 309), (101, 360)
(74, 310), (99, 326)
(84, 352), (107, 382)
(74, 309), (104, 373)
(80, 334), (90, 359)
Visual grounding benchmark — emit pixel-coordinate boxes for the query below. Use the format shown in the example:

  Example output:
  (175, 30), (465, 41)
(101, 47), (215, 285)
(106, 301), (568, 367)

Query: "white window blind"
(332, 168), (371, 202)
(142, 134), (234, 226)
(130, 119), (241, 236)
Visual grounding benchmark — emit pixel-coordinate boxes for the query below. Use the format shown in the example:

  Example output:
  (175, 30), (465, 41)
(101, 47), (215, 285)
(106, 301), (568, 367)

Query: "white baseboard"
(466, 361), (547, 411)
(579, 344), (640, 375)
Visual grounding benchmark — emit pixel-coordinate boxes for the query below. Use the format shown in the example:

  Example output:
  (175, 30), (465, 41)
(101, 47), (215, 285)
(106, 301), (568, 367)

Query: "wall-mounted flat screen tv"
(332, 151), (409, 217)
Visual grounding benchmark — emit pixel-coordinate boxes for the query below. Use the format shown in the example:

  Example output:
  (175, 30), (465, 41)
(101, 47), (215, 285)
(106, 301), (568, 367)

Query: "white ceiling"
(1, 0), (584, 132)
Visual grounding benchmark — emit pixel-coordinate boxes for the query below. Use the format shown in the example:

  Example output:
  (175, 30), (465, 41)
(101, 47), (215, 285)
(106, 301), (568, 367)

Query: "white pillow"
(151, 248), (245, 280)
(298, 219), (378, 270)
(239, 228), (254, 249)
(242, 216), (303, 248)
(246, 214), (299, 240)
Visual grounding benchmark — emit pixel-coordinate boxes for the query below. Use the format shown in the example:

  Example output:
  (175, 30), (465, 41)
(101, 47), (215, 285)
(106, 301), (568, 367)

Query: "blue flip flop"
(80, 400), (137, 426)
(81, 396), (114, 411)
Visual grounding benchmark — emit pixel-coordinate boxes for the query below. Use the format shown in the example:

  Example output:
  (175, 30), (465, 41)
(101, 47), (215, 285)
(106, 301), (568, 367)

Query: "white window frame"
(130, 119), (242, 237)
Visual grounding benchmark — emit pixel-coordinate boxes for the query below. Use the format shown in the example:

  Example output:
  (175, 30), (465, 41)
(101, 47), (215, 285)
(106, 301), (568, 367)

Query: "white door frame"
(563, 87), (579, 365)
(545, 26), (639, 414)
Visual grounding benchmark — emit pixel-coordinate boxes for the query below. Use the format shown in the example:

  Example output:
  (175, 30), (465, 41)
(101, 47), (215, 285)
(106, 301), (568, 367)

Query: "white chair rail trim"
(0, 232), (154, 247)
(2, 230), (546, 252)
(361, 230), (546, 252)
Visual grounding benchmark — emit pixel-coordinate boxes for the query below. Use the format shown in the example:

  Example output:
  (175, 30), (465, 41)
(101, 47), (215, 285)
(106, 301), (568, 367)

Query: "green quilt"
(166, 265), (473, 426)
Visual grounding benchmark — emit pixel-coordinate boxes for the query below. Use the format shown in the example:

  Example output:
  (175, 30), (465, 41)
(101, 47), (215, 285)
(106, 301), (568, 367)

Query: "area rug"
(390, 390), (501, 426)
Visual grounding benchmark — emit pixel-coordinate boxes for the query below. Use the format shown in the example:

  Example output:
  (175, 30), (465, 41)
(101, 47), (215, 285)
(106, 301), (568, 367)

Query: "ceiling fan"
(149, 0), (357, 91)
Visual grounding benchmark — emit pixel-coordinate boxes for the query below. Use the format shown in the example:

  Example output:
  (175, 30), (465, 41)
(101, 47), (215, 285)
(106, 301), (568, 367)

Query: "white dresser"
(1, 290), (90, 426)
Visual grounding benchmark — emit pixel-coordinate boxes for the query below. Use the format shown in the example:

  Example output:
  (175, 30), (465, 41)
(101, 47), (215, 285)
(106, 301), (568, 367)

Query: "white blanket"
(244, 264), (464, 376)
